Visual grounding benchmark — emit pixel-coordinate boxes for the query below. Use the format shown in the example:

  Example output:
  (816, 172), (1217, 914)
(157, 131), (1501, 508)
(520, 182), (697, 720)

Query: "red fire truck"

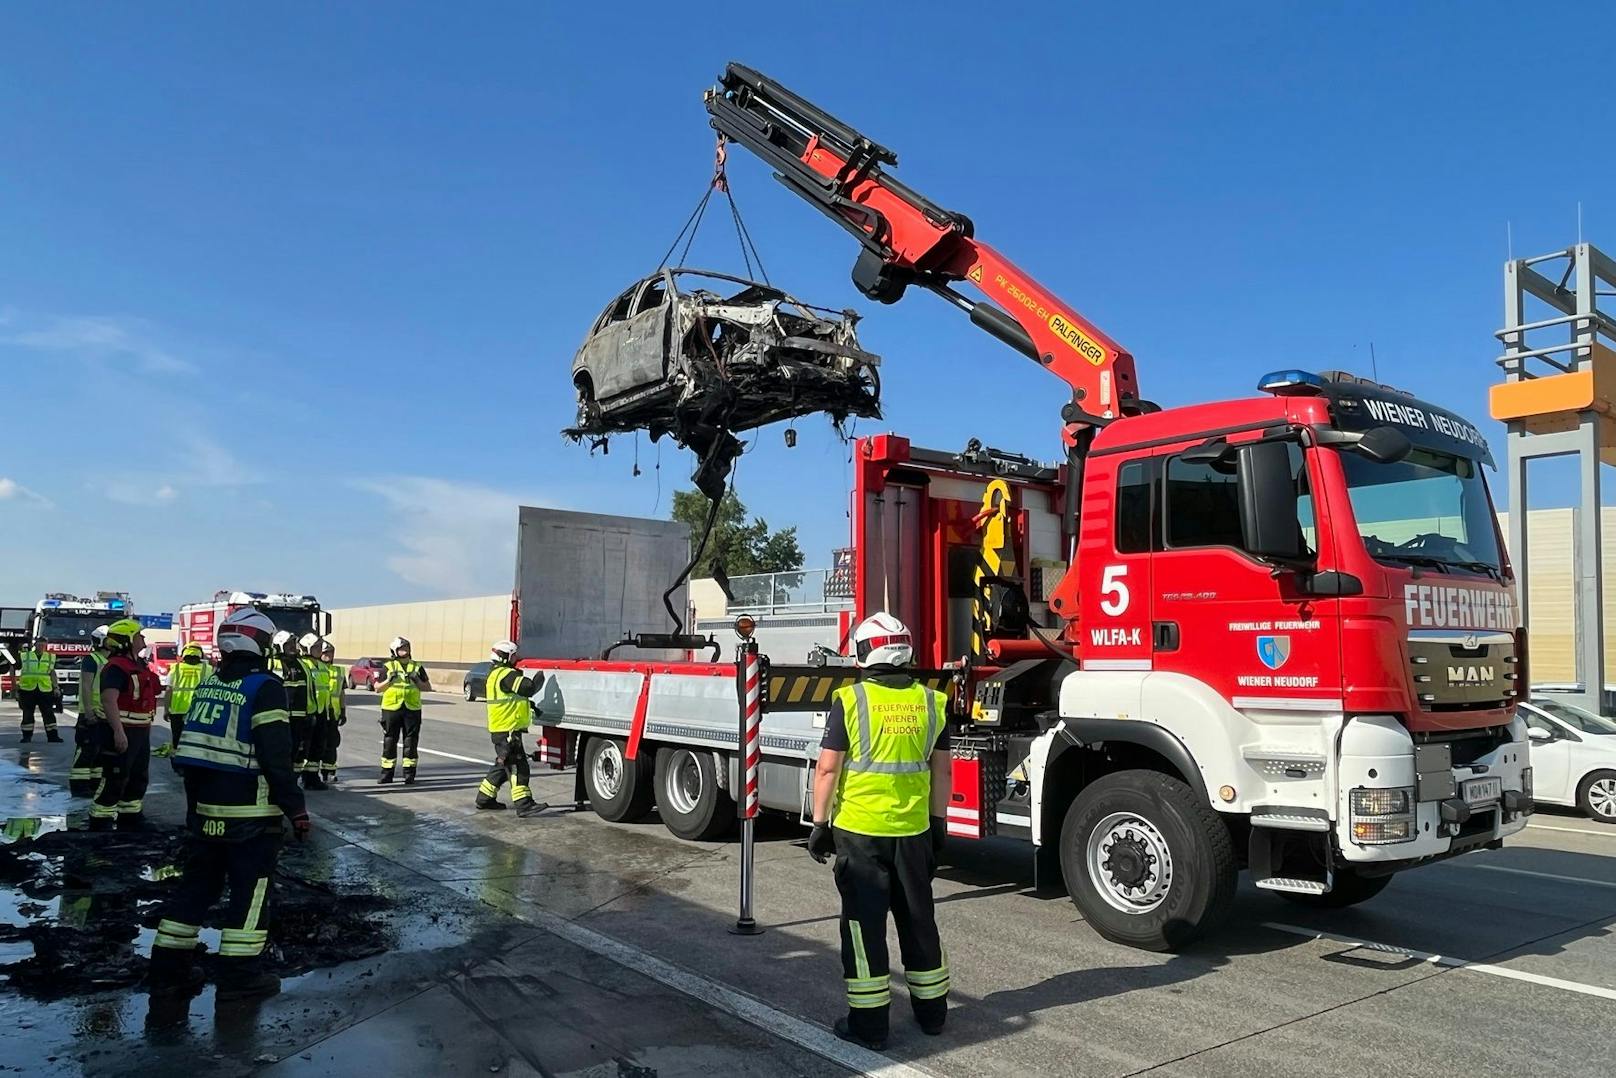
(0, 593), (135, 702)
(177, 591), (330, 661)
(519, 66), (1530, 951)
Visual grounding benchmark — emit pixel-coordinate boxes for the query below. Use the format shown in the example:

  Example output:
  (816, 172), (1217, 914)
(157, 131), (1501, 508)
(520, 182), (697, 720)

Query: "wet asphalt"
(6, 692), (1616, 1077)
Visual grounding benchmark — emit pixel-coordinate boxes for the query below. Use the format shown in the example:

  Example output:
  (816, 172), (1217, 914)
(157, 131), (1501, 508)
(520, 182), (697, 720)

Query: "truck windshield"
(37, 613), (105, 643)
(263, 607), (317, 637)
(1340, 448), (1503, 575)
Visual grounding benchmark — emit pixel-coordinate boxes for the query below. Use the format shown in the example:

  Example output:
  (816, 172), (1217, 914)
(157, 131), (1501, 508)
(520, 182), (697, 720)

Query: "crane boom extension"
(705, 62), (1142, 420)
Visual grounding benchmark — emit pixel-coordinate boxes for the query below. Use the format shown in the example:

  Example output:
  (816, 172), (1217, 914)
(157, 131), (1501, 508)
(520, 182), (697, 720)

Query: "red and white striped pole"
(731, 639), (764, 936)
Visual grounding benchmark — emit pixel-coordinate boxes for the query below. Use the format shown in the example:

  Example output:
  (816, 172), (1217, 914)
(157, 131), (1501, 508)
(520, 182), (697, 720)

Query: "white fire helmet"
(389, 636), (411, 657)
(219, 608), (276, 657)
(299, 632), (321, 652)
(272, 630), (298, 653)
(92, 625), (110, 646)
(490, 639), (518, 663)
(853, 612), (914, 669)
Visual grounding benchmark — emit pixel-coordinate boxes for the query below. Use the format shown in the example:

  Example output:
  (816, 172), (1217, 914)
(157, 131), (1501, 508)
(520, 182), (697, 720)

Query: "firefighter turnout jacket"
(382, 659), (425, 710)
(486, 662), (542, 732)
(172, 653), (305, 840)
(828, 678), (947, 837)
(271, 654), (310, 718)
(79, 650), (109, 718)
(18, 649), (57, 693)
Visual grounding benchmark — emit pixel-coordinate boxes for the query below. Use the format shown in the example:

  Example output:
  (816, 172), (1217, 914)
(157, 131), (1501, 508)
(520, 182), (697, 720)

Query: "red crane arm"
(705, 63), (1142, 421)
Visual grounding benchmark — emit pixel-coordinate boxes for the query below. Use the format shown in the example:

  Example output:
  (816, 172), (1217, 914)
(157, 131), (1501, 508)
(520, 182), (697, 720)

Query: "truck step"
(1254, 877), (1330, 895)
(1251, 813), (1331, 832)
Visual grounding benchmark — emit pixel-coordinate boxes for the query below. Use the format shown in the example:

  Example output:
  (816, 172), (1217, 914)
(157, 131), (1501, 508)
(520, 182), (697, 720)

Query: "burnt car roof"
(565, 267), (882, 498)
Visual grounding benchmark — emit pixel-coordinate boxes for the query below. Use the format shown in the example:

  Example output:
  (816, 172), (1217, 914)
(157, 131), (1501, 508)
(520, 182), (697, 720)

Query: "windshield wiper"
(1375, 553), (1452, 573)
(1451, 559), (1504, 582)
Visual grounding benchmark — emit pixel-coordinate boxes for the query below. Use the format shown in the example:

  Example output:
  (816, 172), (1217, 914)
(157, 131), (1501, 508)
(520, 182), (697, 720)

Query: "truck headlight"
(1349, 785), (1416, 845)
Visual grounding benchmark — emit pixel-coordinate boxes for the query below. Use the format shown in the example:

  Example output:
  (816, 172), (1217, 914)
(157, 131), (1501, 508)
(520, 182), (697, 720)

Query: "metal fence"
(726, 568), (855, 614)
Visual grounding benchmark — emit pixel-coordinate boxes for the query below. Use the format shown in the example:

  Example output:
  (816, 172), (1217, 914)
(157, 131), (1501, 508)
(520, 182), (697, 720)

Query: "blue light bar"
(108, 600), (125, 609)
(1257, 369), (1327, 396)
(42, 599), (61, 608)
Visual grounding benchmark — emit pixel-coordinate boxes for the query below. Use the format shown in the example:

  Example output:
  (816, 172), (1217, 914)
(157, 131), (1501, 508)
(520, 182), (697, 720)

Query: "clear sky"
(3, 4), (1611, 614)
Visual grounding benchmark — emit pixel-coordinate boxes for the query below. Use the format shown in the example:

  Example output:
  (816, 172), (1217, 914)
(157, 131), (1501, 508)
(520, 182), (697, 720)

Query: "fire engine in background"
(0, 593), (135, 701)
(177, 591), (331, 661)
(516, 65), (1531, 952)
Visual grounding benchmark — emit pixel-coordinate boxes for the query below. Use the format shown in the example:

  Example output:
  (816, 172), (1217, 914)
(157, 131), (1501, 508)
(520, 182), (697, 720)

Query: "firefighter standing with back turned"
(90, 619), (162, 831)
(298, 633), (329, 790)
(70, 625), (110, 796)
(376, 636), (428, 784)
(318, 640), (345, 784)
(809, 613), (952, 1051)
(17, 634), (62, 743)
(475, 639), (548, 816)
(149, 607), (311, 1003)
(269, 631), (324, 790)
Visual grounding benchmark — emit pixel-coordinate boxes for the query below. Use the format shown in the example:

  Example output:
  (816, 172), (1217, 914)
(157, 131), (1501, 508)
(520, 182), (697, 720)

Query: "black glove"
(291, 812), (312, 842)
(807, 822), (836, 864)
(930, 817), (946, 859)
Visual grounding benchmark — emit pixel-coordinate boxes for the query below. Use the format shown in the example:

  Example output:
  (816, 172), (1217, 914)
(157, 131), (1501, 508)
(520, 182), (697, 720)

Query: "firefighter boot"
(86, 816), (116, 833)
(475, 793), (506, 810)
(19, 731), (31, 744)
(47, 729), (63, 743)
(117, 813), (153, 833)
(514, 797), (549, 818)
(215, 958), (281, 1003)
(402, 767), (416, 786)
(301, 772), (328, 791)
(834, 1016), (889, 1052)
(146, 944), (204, 993)
(377, 769), (394, 784)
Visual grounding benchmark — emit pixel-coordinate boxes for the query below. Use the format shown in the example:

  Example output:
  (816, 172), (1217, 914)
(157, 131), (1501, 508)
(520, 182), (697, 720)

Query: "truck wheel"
(1577, 770), (1616, 823)
(1278, 869), (1392, 908)
(1060, 769), (1236, 952)
(655, 747), (736, 842)
(582, 736), (654, 823)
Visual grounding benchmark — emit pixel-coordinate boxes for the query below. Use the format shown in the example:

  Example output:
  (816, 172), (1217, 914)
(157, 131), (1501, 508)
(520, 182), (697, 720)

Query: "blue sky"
(2, 4), (1611, 613)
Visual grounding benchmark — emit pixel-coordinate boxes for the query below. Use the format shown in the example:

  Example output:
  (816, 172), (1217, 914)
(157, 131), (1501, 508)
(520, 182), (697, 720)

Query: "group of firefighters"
(6, 610), (951, 1042)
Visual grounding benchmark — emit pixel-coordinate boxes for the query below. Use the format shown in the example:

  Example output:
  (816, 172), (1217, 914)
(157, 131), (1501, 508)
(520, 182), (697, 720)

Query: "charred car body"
(566, 269), (881, 497)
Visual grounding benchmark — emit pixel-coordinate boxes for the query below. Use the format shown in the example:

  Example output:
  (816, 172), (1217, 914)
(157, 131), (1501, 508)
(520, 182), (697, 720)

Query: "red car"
(146, 642), (179, 686)
(347, 657), (389, 690)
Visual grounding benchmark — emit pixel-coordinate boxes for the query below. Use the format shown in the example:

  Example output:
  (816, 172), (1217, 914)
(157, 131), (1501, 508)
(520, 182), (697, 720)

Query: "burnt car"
(566, 269), (881, 497)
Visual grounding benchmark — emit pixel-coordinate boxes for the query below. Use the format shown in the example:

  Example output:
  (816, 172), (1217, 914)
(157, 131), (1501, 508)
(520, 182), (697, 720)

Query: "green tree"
(671, 489), (805, 579)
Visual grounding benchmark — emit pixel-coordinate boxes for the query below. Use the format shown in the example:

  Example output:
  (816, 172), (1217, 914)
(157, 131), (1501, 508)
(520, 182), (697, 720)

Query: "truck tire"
(582, 736), (654, 823)
(655, 747), (736, 842)
(1577, 770), (1616, 823)
(1060, 769), (1237, 952)
(1278, 869), (1392, 909)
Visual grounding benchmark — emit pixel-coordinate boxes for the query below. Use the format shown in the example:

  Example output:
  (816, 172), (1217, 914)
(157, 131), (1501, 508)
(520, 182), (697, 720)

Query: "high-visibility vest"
(18, 649), (55, 692)
(105, 655), (161, 726)
(80, 651), (108, 718)
(174, 672), (287, 820)
(327, 664), (346, 715)
(270, 655), (308, 717)
(168, 660), (212, 715)
(382, 660), (423, 710)
(305, 658), (331, 713)
(830, 680), (945, 838)
(485, 664), (530, 733)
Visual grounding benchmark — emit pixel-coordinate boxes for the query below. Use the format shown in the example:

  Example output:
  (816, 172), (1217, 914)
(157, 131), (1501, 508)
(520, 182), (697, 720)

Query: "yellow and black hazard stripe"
(763, 665), (955, 712)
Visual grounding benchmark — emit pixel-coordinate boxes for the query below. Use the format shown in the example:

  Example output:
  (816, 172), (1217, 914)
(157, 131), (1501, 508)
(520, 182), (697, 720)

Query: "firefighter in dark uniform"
(297, 633), (329, 790)
(69, 625), (110, 796)
(89, 619), (161, 832)
(149, 607), (311, 1002)
(17, 635), (62, 742)
(318, 640), (346, 784)
(376, 636), (429, 784)
(809, 613), (951, 1050)
(269, 631), (323, 789)
(474, 639), (547, 817)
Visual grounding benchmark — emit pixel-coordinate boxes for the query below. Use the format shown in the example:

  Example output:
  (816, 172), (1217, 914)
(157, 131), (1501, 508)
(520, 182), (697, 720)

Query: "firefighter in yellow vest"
(318, 640), (346, 784)
(809, 613), (951, 1050)
(376, 636), (429, 784)
(69, 625), (110, 796)
(17, 635), (62, 743)
(158, 643), (212, 758)
(298, 633), (330, 790)
(475, 640), (548, 817)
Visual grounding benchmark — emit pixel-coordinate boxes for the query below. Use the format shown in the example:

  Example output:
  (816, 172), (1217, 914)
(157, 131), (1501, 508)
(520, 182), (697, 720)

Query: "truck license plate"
(1463, 776), (1503, 807)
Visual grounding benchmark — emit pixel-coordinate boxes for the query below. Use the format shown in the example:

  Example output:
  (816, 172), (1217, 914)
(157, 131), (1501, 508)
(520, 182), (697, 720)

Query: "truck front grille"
(1408, 630), (1515, 711)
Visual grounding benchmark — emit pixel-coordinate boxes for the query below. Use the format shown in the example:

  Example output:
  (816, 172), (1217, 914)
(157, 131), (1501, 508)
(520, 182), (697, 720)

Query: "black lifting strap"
(655, 135), (770, 282)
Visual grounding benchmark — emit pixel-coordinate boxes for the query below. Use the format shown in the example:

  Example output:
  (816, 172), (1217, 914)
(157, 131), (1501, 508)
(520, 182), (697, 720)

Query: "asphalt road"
(11, 693), (1616, 1076)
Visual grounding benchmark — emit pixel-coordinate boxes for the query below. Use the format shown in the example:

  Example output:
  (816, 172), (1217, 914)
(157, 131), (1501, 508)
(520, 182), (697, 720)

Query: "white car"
(1522, 696), (1616, 823)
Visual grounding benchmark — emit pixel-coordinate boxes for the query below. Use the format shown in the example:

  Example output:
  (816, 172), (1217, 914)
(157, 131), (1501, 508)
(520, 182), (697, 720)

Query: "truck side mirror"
(1357, 426), (1412, 464)
(1236, 440), (1305, 562)
(322, 611), (333, 634)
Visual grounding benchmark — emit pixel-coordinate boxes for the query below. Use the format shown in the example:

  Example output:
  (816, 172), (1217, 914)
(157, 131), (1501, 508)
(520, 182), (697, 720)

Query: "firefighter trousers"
(321, 710), (343, 774)
(289, 713), (314, 775)
(70, 716), (101, 796)
(90, 723), (152, 826)
(153, 833), (281, 969)
(380, 708), (421, 777)
(300, 714), (327, 777)
(478, 731), (533, 805)
(19, 688), (58, 734)
(832, 828), (950, 1040)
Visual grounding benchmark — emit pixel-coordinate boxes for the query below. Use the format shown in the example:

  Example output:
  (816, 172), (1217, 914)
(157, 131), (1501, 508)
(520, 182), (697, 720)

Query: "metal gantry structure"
(1494, 242), (1616, 714)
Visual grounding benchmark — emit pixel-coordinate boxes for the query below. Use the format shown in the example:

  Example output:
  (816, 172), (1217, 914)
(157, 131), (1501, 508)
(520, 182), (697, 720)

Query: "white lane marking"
(1458, 863), (1616, 890)
(417, 747), (489, 766)
(318, 818), (934, 1078)
(1263, 922), (1616, 1001)
(1526, 822), (1616, 839)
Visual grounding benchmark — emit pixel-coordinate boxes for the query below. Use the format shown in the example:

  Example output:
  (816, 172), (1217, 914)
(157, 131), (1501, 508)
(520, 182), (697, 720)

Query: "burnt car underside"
(565, 269), (882, 497)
